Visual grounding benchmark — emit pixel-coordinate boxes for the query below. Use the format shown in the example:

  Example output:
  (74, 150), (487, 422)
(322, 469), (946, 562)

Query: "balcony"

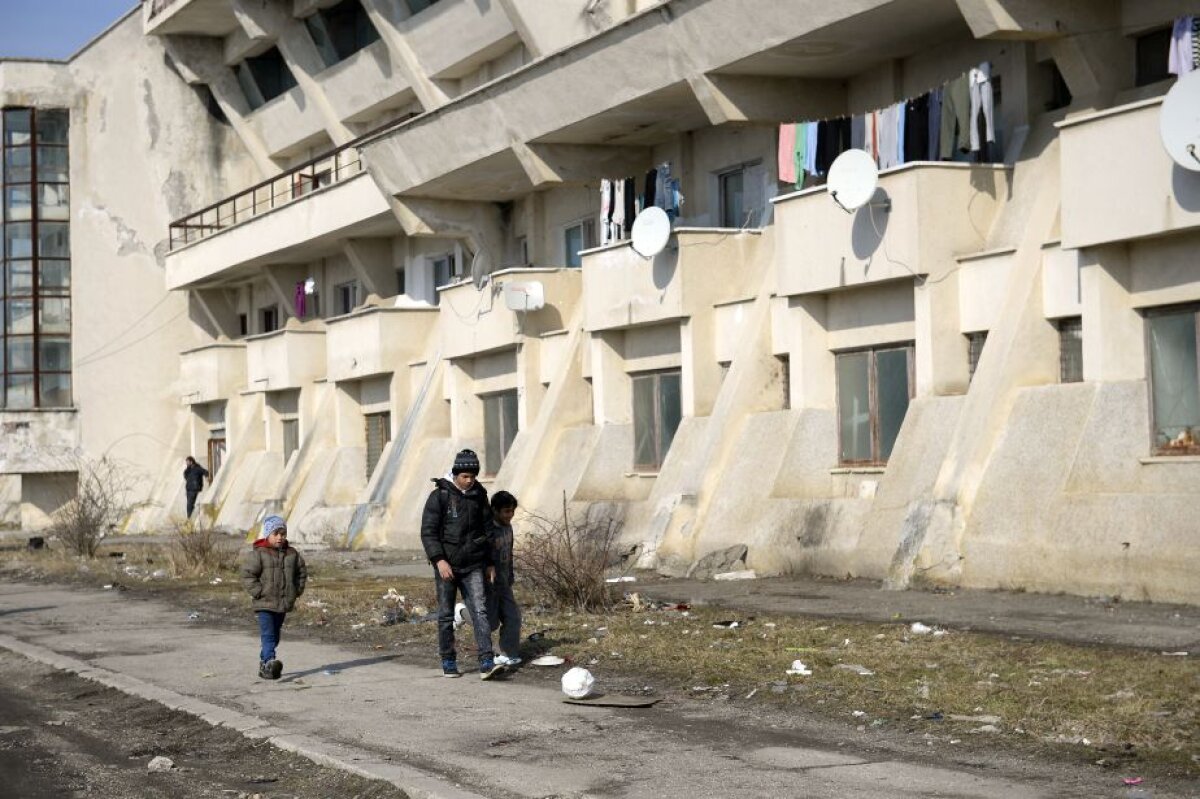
(144, 0), (239, 37)
(581, 229), (765, 332)
(402, 0), (517, 82)
(244, 328), (326, 392)
(440, 268), (580, 360)
(325, 306), (439, 383)
(322, 41), (414, 125)
(773, 163), (1011, 297)
(1059, 97), (1200, 250)
(179, 341), (246, 404)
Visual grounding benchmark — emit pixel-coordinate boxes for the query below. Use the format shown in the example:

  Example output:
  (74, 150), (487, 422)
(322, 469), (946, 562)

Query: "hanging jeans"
(435, 567), (493, 664)
(968, 69), (994, 153)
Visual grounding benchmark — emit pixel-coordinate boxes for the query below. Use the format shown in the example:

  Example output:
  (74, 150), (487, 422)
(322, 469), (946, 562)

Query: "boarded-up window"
(207, 436), (226, 478)
(1057, 317), (1083, 383)
(483, 390), (519, 476)
(282, 418), (299, 465)
(836, 344), (913, 466)
(1147, 307), (1200, 455)
(966, 331), (988, 384)
(365, 411), (391, 479)
(632, 369), (682, 471)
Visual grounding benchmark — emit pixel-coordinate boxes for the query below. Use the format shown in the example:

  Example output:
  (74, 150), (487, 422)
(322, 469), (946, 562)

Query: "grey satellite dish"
(827, 148), (880, 213)
(1160, 69), (1200, 172)
(503, 281), (545, 312)
(630, 206), (671, 258)
(470, 246), (491, 289)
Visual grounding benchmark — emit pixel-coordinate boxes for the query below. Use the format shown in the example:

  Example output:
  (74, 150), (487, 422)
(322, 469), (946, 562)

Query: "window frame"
(260, 304), (278, 334)
(334, 280), (360, 315)
(834, 343), (914, 467)
(631, 368), (683, 472)
(1056, 316), (1083, 384)
(1144, 304), (1200, 456)
(364, 410), (391, 479)
(563, 218), (596, 268)
(482, 388), (519, 477)
(965, 331), (988, 384)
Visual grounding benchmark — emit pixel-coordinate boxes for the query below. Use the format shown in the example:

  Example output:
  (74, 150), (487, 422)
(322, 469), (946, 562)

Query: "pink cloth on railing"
(294, 282), (306, 318)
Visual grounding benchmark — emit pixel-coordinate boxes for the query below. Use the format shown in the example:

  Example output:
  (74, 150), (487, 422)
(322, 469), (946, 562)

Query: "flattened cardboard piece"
(562, 693), (661, 708)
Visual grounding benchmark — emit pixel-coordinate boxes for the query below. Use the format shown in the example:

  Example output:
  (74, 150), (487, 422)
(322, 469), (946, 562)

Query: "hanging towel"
(928, 88), (942, 161)
(294, 282), (306, 318)
(600, 180), (612, 245)
(968, 63), (995, 152)
(612, 179), (625, 237)
(1169, 16), (1194, 75)
(778, 123), (797, 184)
(850, 115), (865, 151)
(864, 112), (878, 164)
(804, 122), (819, 177)
(941, 73), (970, 158)
(877, 104), (899, 170)
(894, 102), (906, 166)
(793, 123), (808, 187)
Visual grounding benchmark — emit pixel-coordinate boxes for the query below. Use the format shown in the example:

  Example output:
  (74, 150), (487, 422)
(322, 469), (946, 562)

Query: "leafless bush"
(168, 519), (235, 576)
(514, 496), (624, 613)
(48, 456), (138, 558)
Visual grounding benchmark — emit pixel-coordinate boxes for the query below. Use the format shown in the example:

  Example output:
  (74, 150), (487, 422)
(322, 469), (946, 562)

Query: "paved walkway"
(0, 581), (1167, 799)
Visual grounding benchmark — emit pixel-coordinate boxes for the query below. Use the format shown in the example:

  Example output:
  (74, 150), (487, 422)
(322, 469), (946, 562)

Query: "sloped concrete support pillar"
(388, 197), (505, 275)
(358, 0), (450, 111)
(687, 74), (846, 126)
(954, 0), (1118, 40)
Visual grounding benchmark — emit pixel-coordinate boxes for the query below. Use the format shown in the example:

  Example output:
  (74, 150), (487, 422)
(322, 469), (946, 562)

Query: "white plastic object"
(827, 148), (880, 212)
(561, 666), (595, 699)
(502, 280), (545, 312)
(630, 206), (672, 258)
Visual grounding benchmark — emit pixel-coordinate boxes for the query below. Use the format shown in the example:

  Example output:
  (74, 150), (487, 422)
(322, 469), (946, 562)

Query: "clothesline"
(1169, 16), (1200, 76)
(599, 163), (684, 246)
(778, 62), (997, 187)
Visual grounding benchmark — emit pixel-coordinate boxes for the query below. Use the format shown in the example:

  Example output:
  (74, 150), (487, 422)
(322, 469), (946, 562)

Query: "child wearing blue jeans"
(240, 515), (307, 679)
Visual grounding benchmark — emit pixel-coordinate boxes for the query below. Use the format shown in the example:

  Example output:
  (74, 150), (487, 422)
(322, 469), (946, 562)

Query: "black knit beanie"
(451, 448), (480, 476)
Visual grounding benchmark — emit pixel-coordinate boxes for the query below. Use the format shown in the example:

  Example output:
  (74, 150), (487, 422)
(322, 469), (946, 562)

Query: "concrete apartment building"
(0, 0), (1197, 603)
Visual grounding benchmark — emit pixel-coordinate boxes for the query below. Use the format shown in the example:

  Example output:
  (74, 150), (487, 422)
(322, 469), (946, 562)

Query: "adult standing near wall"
(183, 456), (209, 519)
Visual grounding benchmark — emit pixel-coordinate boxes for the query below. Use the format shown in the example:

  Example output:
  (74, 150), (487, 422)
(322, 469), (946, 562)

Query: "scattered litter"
(785, 647), (818, 653)
(834, 664), (875, 676)
(200, 673), (215, 678)
(350, 623), (366, 630)
(713, 570), (757, 581)
(852, 710), (866, 717)
(381, 588), (404, 602)
(321, 669), (339, 676)
(949, 714), (1001, 724)
(187, 612), (200, 622)
(527, 631), (547, 642)
(924, 711), (944, 721)
(530, 655), (565, 667)
(1123, 778), (1144, 786)
(785, 660), (812, 677)
(147, 756), (174, 772)
(150, 569), (168, 580)
(452, 602), (468, 629)
(561, 667), (595, 699)
(209, 577), (223, 585)
(102, 584), (114, 590)
(1160, 651), (1189, 657)
(972, 724), (1000, 734)
(763, 622), (776, 628)
(304, 599), (329, 610)
(910, 622), (933, 635)
(874, 633), (886, 640)
(744, 688), (758, 699)
(932, 629), (947, 637)
(605, 576), (636, 583)
(564, 694), (659, 708)
(712, 620), (740, 629)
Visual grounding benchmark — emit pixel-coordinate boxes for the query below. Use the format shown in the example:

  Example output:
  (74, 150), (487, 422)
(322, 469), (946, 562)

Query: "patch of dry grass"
(2, 543), (1195, 777)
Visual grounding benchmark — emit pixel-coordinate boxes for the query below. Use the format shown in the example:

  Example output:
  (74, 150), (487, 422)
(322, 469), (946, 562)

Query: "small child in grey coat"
(486, 491), (522, 666)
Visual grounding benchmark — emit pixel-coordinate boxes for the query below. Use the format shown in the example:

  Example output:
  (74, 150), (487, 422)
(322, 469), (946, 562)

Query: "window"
(207, 435), (226, 479)
(406, 0), (442, 13)
(2, 108), (71, 409)
(365, 411), (391, 478)
(1135, 28), (1172, 87)
(966, 331), (988, 384)
(720, 169), (745, 228)
(238, 313), (248, 337)
(719, 162), (767, 228)
(234, 47), (297, 111)
(305, 0), (380, 68)
(482, 389), (519, 476)
(281, 418), (299, 464)
(335, 281), (360, 315)
(777, 354), (791, 410)
(1146, 306), (1200, 455)
(1057, 317), (1083, 383)
(395, 268), (406, 297)
(260, 305), (278, 333)
(632, 369), (682, 471)
(1042, 61), (1072, 112)
(564, 219), (595, 268)
(836, 345), (913, 466)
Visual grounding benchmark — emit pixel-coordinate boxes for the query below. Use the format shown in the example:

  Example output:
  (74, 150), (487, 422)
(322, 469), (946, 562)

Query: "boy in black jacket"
(420, 449), (502, 680)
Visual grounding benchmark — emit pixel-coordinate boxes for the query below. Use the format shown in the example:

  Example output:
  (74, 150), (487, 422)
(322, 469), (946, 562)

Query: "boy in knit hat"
(240, 515), (307, 680)
(420, 448), (502, 679)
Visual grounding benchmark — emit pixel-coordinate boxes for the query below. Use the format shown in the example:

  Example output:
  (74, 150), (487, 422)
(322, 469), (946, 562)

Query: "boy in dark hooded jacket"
(420, 449), (501, 680)
(240, 515), (307, 680)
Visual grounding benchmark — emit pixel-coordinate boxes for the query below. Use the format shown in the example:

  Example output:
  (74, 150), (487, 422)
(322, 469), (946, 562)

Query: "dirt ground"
(0, 650), (407, 799)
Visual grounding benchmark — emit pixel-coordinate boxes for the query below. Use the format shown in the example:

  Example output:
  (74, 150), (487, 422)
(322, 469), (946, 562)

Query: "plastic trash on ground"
(561, 666), (595, 699)
(531, 655), (565, 667)
(785, 660), (813, 676)
(910, 622), (933, 634)
(713, 570), (757, 581)
(605, 576), (636, 583)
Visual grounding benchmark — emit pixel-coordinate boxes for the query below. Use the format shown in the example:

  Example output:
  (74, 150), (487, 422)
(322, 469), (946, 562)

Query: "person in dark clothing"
(419, 448), (502, 680)
(183, 456), (209, 518)
(486, 490), (522, 667)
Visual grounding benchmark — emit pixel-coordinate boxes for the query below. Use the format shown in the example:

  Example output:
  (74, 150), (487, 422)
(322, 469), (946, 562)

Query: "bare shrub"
(514, 496), (624, 613)
(168, 519), (236, 576)
(48, 456), (138, 558)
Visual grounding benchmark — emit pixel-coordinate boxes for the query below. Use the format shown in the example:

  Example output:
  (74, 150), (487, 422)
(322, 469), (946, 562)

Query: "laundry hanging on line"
(1168, 16), (1200, 75)
(776, 62), (998, 190)
(599, 163), (683, 246)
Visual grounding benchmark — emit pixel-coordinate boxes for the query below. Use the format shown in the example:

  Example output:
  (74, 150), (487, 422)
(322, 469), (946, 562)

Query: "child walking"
(487, 491), (522, 667)
(240, 515), (307, 680)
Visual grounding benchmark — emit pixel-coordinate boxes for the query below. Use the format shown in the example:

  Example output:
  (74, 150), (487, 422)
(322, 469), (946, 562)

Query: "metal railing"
(168, 143), (364, 250)
(146, 0), (183, 21)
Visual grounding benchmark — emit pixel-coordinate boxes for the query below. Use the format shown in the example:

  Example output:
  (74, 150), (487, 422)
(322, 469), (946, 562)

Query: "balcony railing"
(146, 0), (182, 20)
(168, 143), (364, 250)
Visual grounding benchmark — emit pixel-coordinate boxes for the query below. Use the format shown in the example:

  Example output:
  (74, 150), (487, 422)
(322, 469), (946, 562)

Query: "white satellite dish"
(1160, 69), (1200, 172)
(503, 281), (545, 312)
(827, 148), (880, 213)
(470, 246), (491, 289)
(630, 206), (671, 258)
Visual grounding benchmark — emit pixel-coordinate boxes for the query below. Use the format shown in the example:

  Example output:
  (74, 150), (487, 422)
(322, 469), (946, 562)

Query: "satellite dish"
(1160, 69), (1200, 172)
(630, 206), (671, 258)
(470, 246), (491, 289)
(827, 148), (879, 213)
(503, 281), (545, 312)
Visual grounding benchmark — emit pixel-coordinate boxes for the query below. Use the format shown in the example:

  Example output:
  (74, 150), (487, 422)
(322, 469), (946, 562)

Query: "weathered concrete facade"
(4, 0), (1199, 603)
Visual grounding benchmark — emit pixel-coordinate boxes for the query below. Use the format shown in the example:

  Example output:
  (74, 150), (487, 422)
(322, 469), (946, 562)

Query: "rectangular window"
(406, 0), (442, 13)
(234, 47), (297, 111)
(564, 219), (595, 268)
(238, 313), (248, 337)
(1135, 27), (1172, 87)
(632, 369), (682, 471)
(720, 168), (745, 228)
(281, 418), (299, 464)
(432, 254), (454, 291)
(207, 436), (226, 478)
(260, 305), (278, 333)
(2, 107), (71, 408)
(335, 281), (359, 315)
(482, 389), (519, 476)
(777, 354), (791, 410)
(395, 268), (406, 297)
(305, 0), (380, 68)
(966, 331), (988, 384)
(1146, 307), (1200, 455)
(836, 344), (913, 466)
(365, 411), (391, 478)
(1057, 316), (1083, 383)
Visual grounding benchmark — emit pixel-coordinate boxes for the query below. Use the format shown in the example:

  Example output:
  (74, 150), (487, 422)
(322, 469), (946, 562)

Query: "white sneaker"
(495, 655), (521, 667)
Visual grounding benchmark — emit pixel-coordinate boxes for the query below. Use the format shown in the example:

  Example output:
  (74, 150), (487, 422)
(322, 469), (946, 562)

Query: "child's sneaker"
(495, 654), (522, 667)
(480, 657), (505, 681)
(268, 659), (283, 680)
(441, 659), (461, 678)
(258, 661), (273, 680)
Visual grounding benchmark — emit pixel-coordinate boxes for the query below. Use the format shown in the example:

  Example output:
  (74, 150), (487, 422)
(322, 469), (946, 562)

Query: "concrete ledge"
(0, 633), (488, 799)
